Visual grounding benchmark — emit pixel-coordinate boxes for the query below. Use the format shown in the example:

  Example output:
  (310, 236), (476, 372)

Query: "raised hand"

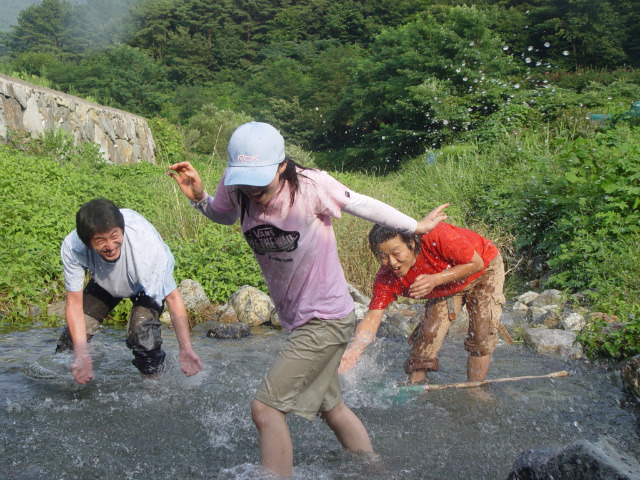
(415, 203), (449, 234)
(167, 162), (206, 202)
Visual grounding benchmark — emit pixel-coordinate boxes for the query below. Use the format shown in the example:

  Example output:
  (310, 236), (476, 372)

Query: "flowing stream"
(1, 323), (639, 480)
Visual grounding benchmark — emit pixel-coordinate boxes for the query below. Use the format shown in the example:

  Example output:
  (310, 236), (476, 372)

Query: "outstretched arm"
(65, 290), (94, 384)
(167, 162), (206, 203)
(339, 309), (385, 374)
(165, 289), (203, 377)
(343, 192), (448, 235)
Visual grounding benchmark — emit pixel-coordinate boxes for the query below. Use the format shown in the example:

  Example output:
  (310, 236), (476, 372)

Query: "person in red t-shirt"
(339, 222), (508, 384)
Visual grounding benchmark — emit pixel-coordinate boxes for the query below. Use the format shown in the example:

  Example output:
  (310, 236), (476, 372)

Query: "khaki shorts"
(254, 311), (356, 421)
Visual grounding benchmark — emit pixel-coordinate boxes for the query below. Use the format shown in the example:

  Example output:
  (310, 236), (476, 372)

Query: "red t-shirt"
(369, 223), (498, 310)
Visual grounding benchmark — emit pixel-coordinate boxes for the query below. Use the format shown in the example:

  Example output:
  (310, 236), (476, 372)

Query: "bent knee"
(251, 399), (279, 428)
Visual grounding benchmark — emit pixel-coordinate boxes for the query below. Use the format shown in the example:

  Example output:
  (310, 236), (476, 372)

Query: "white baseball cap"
(224, 122), (286, 187)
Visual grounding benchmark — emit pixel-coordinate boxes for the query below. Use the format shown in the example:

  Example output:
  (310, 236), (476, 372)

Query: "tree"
(8, 0), (74, 54)
(320, 5), (518, 171)
(58, 45), (173, 117)
(483, 0), (628, 69)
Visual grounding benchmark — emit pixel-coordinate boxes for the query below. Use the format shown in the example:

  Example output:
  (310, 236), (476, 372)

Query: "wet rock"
(507, 438), (640, 480)
(541, 310), (562, 329)
(353, 302), (369, 321)
(378, 312), (417, 338)
(268, 308), (281, 329)
(206, 321), (251, 339)
(517, 291), (539, 305)
(178, 279), (210, 311)
(348, 283), (371, 306)
(228, 285), (277, 327)
(193, 320), (221, 334)
(218, 303), (238, 323)
(527, 306), (556, 326)
(529, 289), (563, 308)
(522, 327), (583, 359)
(47, 301), (66, 318)
(621, 355), (640, 401)
(29, 305), (43, 317)
(562, 312), (587, 332)
(511, 302), (529, 323)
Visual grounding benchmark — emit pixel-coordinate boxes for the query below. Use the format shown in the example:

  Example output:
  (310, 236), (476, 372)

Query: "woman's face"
(375, 236), (418, 277)
(238, 163), (287, 206)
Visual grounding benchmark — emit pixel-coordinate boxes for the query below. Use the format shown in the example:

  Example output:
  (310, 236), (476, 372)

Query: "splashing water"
(1, 325), (639, 479)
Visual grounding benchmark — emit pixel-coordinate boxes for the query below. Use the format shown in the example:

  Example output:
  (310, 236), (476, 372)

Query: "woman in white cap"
(168, 121), (448, 477)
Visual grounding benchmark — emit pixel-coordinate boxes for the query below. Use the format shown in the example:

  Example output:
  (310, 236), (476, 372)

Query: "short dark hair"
(368, 224), (421, 257)
(76, 198), (125, 246)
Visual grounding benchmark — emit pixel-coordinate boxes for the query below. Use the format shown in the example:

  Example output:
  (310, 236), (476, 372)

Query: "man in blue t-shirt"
(56, 198), (202, 383)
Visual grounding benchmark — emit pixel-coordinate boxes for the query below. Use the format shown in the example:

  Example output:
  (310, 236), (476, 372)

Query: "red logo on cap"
(237, 154), (259, 162)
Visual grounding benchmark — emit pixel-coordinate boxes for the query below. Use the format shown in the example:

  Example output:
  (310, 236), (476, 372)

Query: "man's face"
(90, 227), (124, 262)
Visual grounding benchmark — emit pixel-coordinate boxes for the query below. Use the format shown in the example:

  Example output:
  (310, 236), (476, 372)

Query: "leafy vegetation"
(0, 0), (640, 360)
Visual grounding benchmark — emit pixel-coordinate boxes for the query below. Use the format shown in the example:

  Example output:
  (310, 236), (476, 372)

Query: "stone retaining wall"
(0, 73), (156, 164)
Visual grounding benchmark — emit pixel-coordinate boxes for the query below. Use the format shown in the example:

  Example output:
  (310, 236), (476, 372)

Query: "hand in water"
(72, 351), (94, 384)
(338, 348), (360, 374)
(180, 349), (203, 377)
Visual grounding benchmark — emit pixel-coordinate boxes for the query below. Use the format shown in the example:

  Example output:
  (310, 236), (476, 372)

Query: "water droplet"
(562, 50), (570, 56)
(544, 42), (550, 48)
(525, 57), (532, 63)
(503, 45), (509, 51)
(527, 46), (534, 51)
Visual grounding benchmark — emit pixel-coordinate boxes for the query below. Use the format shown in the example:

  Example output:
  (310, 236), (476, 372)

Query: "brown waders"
(403, 254), (512, 375)
(56, 279), (166, 375)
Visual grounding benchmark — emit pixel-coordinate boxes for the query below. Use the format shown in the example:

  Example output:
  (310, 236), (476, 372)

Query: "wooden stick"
(401, 370), (570, 392)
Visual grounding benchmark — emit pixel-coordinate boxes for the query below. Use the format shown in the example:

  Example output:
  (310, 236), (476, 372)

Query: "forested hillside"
(1, 0), (638, 169)
(0, 0), (86, 32)
(1, 0), (640, 360)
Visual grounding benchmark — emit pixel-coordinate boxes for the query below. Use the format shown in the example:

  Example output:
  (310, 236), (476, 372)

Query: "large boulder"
(206, 321), (251, 339)
(178, 279), (210, 311)
(507, 439), (640, 480)
(529, 289), (564, 309)
(228, 285), (278, 327)
(562, 312), (587, 332)
(522, 327), (583, 359)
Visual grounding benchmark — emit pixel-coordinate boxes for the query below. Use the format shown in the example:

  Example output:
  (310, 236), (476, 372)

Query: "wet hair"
(236, 156), (312, 222)
(76, 198), (125, 247)
(368, 224), (421, 258)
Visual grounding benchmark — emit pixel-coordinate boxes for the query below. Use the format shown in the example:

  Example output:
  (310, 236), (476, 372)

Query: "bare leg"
(320, 401), (373, 453)
(251, 399), (293, 477)
(467, 355), (491, 381)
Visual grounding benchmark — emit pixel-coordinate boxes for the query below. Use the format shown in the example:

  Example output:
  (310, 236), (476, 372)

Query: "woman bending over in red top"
(339, 222), (509, 384)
